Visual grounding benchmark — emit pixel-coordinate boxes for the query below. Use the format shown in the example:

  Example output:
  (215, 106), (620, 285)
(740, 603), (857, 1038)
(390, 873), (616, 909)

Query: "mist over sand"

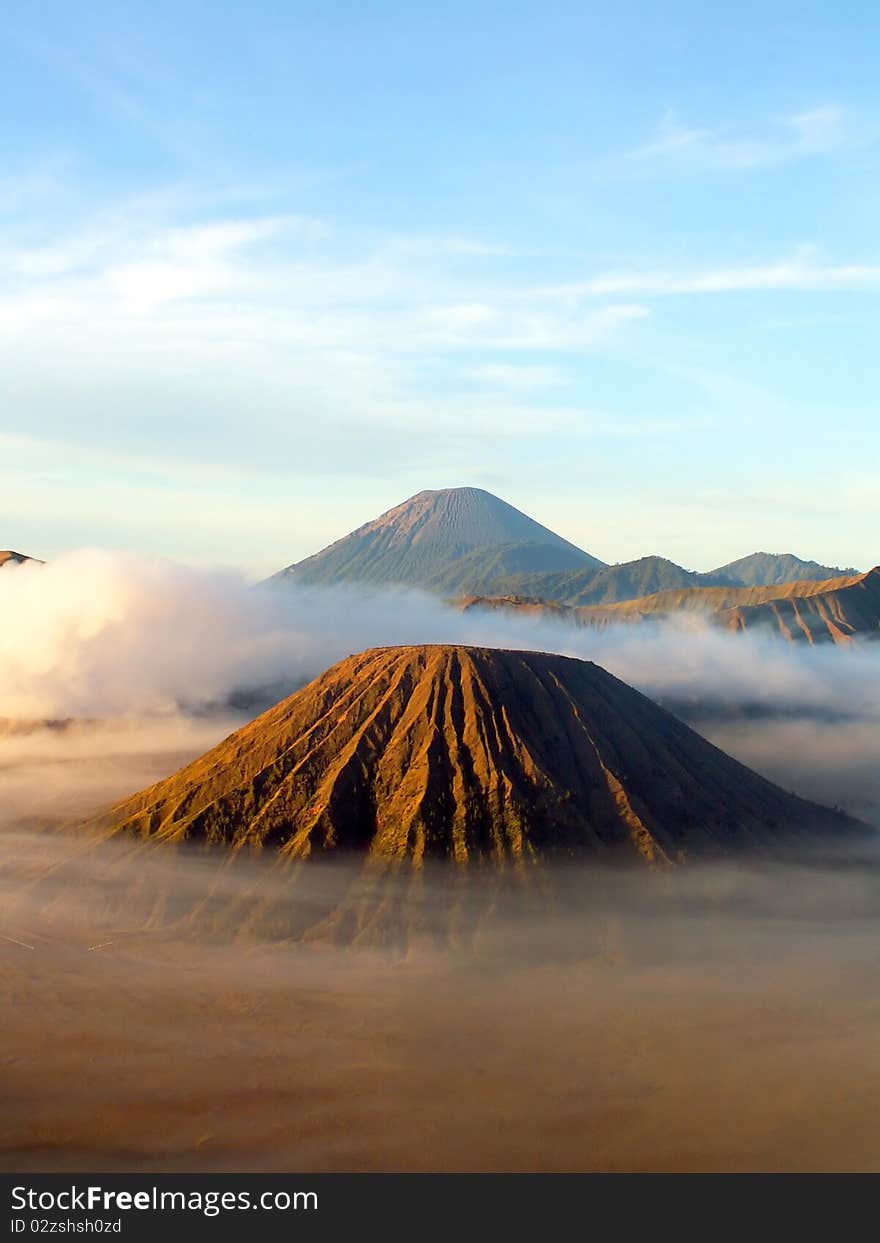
(3, 814), (880, 1173)
(2, 550), (880, 1172)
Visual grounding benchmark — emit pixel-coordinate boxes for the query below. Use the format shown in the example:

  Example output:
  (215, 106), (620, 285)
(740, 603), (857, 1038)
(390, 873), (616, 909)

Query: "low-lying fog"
(3, 817), (880, 1173)
(2, 551), (879, 1172)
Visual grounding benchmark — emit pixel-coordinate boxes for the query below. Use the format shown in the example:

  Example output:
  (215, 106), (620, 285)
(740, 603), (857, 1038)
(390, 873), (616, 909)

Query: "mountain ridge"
(713, 551), (858, 587)
(461, 567), (880, 645)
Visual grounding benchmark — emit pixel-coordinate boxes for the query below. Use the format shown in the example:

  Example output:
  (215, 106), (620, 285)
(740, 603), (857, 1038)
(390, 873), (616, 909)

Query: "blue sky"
(2, 0), (878, 574)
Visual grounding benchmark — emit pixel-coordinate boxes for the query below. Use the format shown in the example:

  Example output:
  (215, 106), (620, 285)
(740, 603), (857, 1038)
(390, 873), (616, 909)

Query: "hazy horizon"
(3, 484), (872, 582)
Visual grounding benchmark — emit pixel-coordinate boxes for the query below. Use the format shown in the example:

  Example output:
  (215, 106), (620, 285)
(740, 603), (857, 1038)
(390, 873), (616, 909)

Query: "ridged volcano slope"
(84, 646), (863, 864)
(269, 488), (603, 591)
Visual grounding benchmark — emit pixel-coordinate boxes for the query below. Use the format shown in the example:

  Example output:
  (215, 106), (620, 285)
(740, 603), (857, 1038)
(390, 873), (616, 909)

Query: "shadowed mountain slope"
(270, 488), (604, 591)
(483, 556), (729, 606)
(419, 540), (601, 596)
(82, 645), (863, 865)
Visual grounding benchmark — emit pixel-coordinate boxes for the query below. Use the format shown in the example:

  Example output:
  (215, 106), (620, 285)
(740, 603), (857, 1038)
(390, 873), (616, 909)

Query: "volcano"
(270, 487), (604, 593)
(84, 645), (863, 865)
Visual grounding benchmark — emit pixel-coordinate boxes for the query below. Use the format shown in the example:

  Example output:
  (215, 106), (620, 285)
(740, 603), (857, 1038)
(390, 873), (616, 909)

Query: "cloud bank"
(0, 549), (877, 718)
(1, 551), (878, 821)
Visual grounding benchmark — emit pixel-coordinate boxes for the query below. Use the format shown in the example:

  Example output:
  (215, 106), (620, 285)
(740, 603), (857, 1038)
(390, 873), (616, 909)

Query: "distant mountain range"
(271, 486), (860, 607)
(712, 551), (859, 587)
(477, 556), (723, 605)
(463, 566), (880, 646)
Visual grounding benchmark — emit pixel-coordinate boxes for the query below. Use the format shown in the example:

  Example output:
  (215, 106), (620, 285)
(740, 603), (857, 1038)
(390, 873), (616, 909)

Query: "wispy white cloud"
(622, 104), (866, 172)
(0, 199), (649, 359)
(1, 182), (877, 570)
(465, 363), (568, 391)
(535, 249), (880, 299)
(10, 211), (325, 279)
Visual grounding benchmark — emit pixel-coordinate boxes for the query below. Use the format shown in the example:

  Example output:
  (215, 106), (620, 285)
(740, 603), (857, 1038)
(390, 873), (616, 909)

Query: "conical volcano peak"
(375, 487), (580, 549)
(84, 643), (863, 866)
(270, 487), (605, 591)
